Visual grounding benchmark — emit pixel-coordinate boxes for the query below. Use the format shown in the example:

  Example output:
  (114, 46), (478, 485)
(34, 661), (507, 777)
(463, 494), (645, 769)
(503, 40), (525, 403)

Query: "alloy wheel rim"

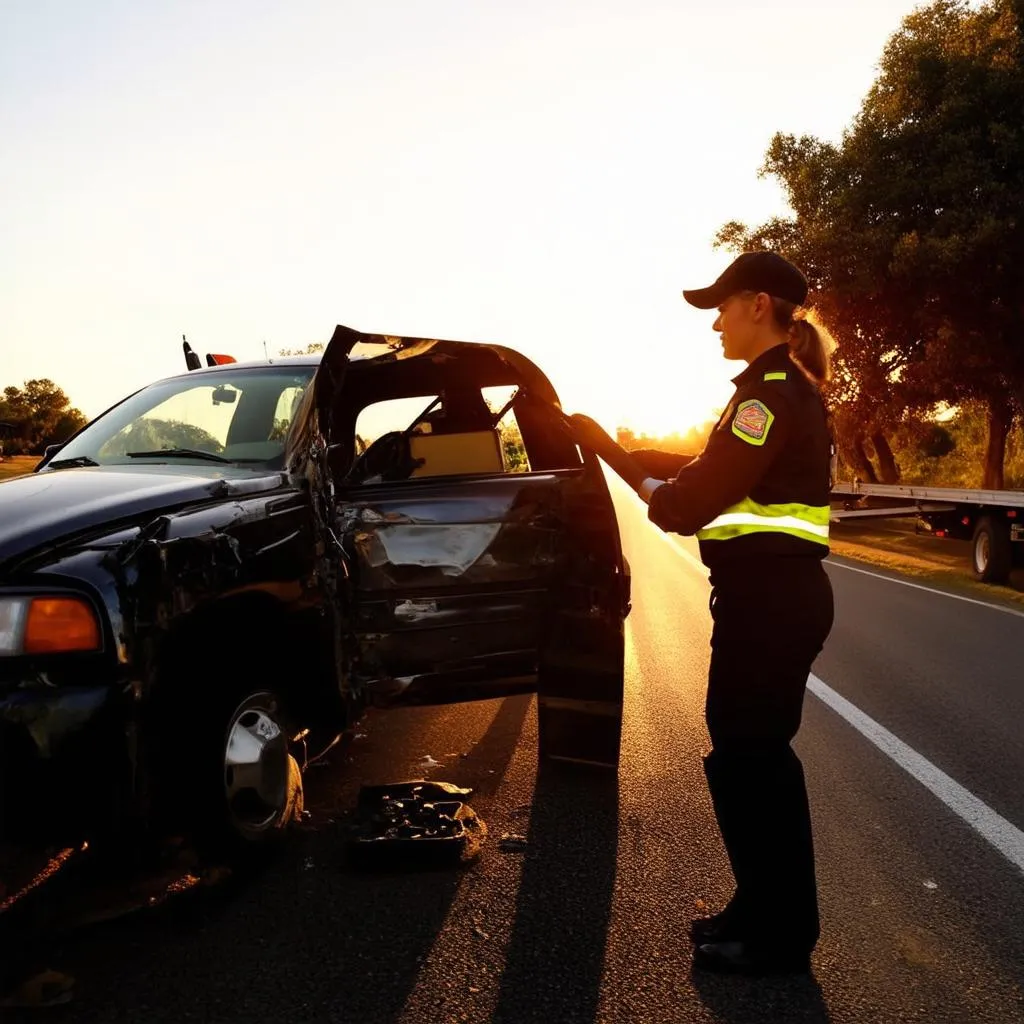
(223, 695), (289, 833)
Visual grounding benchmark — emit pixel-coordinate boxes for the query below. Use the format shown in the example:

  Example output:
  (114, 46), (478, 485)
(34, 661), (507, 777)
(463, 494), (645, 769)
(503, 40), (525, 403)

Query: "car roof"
(151, 356), (322, 387)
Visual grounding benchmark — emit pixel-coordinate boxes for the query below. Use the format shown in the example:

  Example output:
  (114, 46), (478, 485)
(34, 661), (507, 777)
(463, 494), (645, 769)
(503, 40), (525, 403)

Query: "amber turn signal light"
(23, 597), (101, 654)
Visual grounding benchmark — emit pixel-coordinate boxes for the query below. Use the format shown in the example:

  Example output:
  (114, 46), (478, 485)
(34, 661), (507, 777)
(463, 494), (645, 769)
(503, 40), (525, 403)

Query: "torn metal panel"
(358, 523), (502, 576)
(114, 489), (318, 630)
(336, 475), (567, 702)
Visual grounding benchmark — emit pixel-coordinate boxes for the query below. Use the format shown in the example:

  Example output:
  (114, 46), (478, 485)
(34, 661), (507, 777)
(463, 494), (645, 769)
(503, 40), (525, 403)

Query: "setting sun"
(545, 340), (732, 443)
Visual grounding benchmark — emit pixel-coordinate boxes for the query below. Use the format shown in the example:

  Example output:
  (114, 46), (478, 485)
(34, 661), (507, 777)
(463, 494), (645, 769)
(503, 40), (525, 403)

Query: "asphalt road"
(9, 480), (1024, 1023)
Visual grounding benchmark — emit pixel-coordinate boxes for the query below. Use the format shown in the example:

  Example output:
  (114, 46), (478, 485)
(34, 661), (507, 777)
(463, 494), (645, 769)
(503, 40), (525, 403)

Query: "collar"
(732, 343), (791, 386)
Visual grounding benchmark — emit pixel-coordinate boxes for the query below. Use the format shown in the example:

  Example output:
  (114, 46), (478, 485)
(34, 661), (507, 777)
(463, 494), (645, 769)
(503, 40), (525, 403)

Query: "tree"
(498, 421), (529, 472)
(860, 0), (1024, 487)
(719, 0), (1024, 487)
(0, 379), (87, 454)
(279, 342), (326, 357)
(97, 418), (223, 457)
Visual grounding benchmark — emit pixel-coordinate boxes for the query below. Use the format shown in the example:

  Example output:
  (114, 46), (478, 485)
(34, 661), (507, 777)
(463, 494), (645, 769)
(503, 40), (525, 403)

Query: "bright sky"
(2, 0), (925, 436)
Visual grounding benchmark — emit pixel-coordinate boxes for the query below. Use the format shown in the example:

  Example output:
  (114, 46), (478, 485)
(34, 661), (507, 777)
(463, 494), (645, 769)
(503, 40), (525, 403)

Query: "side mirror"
(43, 443), (64, 460)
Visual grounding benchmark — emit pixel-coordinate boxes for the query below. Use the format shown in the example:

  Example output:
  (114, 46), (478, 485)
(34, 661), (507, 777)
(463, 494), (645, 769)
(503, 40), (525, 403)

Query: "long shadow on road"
(491, 761), (619, 1024)
(690, 965), (832, 1024)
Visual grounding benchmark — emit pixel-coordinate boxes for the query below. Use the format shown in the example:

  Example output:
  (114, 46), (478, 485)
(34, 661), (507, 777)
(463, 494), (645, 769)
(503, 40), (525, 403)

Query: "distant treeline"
(0, 380), (86, 455)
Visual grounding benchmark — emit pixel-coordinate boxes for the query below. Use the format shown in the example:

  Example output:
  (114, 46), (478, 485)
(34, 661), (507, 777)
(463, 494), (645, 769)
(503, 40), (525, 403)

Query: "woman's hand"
(566, 414), (650, 493)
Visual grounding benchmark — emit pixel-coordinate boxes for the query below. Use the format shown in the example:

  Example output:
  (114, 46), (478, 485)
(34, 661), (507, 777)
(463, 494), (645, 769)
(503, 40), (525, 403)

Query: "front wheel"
(972, 516), (1013, 584)
(179, 687), (303, 858)
(221, 691), (303, 845)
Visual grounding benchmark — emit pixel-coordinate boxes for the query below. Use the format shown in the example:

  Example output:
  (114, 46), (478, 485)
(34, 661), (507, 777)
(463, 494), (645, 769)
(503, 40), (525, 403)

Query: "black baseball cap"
(682, 251), (808, 309)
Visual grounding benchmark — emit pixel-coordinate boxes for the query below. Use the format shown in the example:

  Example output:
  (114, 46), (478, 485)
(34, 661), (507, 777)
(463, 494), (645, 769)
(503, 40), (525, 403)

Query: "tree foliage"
(719, 0), (1024, 487)
(616, 421), (717, 456)
(0, 379), (87, 455)
(278, 342), (326, 357)
(97, 418), (223, 457)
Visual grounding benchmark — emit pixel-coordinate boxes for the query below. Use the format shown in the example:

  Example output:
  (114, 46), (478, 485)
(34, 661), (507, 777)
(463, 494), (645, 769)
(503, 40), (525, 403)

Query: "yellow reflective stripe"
(763, 371), (787, 381)
(697, 515), (830, 542)
(696, 500), (830, 545)
(726, 499), (830, 525)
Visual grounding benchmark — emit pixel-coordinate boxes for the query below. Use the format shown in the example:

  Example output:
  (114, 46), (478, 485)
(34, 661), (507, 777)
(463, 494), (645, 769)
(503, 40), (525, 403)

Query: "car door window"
(354, 396), (439, 456)
(482, 385), (530, 474)
(349, 389), (532, 484)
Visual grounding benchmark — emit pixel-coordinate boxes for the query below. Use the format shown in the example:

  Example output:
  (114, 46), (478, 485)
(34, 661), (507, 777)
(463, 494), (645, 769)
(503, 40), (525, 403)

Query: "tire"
(972, 515), (1013, 584)
(189, 688), (304, 858)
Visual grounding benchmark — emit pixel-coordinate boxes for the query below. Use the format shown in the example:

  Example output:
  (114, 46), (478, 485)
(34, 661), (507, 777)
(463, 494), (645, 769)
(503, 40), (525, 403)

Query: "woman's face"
(712, 292), (760, 362)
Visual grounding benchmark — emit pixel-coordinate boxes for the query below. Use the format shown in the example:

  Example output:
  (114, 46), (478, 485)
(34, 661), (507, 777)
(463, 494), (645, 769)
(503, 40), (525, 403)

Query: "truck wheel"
(972, 516), (1013, 584)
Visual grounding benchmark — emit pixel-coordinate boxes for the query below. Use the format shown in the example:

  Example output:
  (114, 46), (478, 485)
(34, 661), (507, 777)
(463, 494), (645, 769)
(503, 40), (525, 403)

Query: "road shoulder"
(828, 518), (1024, 610)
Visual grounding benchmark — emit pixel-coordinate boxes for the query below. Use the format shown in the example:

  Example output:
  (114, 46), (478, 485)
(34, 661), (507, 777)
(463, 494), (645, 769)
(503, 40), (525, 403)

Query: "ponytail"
(771, 299), (832, 384)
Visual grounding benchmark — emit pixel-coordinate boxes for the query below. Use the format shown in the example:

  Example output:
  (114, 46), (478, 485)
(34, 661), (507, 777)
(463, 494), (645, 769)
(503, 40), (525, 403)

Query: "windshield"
(48, 366), (316, 470)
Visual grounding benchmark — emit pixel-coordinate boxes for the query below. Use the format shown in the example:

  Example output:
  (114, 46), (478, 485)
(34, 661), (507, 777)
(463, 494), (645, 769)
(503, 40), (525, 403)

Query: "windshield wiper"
(47, 456), (99, 469)
(125, 448), (232, 464)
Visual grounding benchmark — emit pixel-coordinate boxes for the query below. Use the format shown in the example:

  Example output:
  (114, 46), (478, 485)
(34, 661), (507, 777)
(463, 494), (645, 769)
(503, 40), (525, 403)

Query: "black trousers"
(703, 558), (834, 951)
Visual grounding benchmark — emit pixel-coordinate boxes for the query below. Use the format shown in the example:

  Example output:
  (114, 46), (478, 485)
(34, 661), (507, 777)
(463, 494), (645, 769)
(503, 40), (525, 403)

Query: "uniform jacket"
(647, 343), (832, 576)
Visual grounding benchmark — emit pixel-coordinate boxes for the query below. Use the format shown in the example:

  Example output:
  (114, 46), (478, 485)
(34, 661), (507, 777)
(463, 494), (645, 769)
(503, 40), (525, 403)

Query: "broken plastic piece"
(346, 780), (482, 869)
(498, 834), (529, 853)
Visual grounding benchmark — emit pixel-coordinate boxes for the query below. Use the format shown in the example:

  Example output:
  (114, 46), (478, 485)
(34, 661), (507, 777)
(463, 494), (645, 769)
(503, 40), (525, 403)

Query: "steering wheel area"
(345, 430), (424, 483)
(343, 387), (528, 485)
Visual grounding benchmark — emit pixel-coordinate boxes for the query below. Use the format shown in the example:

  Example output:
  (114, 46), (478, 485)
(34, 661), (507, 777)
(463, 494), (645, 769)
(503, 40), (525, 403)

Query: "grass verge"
(829, 517), (1024, 609)
(0, 457), (39, 481)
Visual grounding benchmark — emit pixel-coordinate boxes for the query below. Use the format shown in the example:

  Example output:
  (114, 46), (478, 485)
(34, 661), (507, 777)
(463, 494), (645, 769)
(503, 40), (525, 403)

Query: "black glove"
(630, 448), (696, 480)
(567, 414), (650, 493)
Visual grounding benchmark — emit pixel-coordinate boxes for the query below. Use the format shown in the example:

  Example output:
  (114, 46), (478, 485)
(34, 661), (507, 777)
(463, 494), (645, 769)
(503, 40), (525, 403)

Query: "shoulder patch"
(731, 399), (774, 446)
(763, 371), (787, 381)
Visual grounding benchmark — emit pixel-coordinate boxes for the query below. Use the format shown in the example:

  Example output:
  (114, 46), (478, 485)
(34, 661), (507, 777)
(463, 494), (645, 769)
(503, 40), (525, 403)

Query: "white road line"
(808, 673), (1024, 875)
(826, 558), (1024, 619)
(655, 528), (710, 578)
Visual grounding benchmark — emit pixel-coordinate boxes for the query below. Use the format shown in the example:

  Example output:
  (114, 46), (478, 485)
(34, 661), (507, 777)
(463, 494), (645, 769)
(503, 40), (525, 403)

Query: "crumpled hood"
(0, 466), (288, 569)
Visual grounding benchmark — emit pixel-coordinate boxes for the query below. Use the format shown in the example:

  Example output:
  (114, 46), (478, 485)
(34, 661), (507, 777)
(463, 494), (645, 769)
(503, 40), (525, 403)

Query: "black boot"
(689, 898), (749, 944)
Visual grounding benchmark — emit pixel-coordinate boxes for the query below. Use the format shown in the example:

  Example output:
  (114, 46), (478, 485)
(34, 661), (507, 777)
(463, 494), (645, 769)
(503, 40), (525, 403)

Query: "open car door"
(313, 325), (628, 767)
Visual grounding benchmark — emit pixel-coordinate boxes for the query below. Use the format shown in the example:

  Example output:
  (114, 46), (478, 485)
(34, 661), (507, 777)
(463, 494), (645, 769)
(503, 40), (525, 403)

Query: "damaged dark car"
(0, 326), (629, 903)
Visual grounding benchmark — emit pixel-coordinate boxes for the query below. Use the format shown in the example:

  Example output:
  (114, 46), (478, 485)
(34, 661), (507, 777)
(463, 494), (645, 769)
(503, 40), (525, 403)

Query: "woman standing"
(642, 251), (835, 976)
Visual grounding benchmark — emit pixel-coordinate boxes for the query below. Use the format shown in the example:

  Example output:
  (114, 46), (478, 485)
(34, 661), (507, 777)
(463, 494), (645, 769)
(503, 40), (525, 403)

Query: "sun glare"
(555, 371), (723, 443)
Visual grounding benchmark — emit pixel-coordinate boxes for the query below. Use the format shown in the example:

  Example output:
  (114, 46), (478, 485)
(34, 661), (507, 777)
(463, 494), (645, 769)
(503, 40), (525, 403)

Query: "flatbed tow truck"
(830, 480), (1024, 583)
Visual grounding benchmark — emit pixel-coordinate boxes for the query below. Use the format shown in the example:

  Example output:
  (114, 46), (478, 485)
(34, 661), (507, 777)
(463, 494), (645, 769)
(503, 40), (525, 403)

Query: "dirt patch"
(829, 517), (1024, 608)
